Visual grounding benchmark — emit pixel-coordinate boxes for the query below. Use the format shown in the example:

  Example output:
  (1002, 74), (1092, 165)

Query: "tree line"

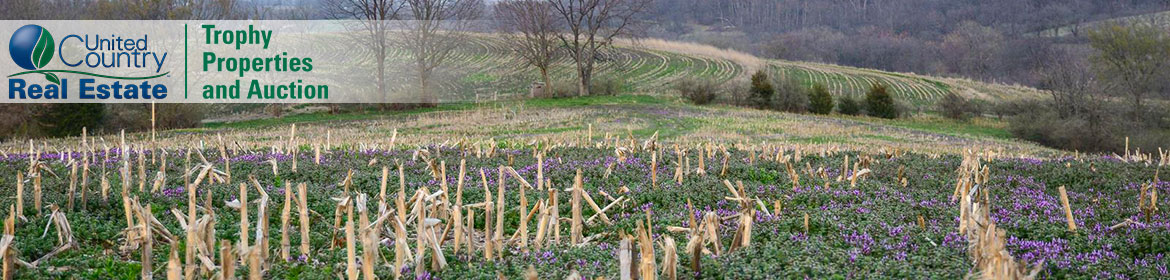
(645, 0), (1170, 86)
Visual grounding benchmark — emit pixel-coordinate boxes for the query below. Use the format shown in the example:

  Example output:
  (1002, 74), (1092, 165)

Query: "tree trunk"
(540, 67), (551, 97)
(578, 67), (591, 97)
(1132, 93), (1144, 121)
(377, 49), (387, 110)
(419, 69), (435, 106)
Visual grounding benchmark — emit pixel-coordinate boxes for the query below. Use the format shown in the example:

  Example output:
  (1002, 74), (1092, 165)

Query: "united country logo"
(8, 24), (60, 83)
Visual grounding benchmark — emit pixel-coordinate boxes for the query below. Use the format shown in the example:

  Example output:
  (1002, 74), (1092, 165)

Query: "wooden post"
(803, 213), (810, 234)
(313, 144), (321, 165)
(697, 147), (706, 176)
(121, 189), (136, 247)
(536, 152), (544, 191)
(550, 184), (560, 245)
(452, 160), (466, 253)
(247, 246), (262, 280)
(651, 151), (658, 188)
(1058, 186), (1077, 233)
(412, 188), (427, 271)
(518, 171), (529, 249)
(638, 221), (657, 280)
(662, 236), (678, 280)
(345, 195), (357, 280)
(184, 166), (203, 275)
(137, 147), (147, 193)
(166, 248), (182, 280)
(140, 204), (154, 280)
(481, 169), (494, 262)
(280, 183), (293, 261)
(250, 179), (270, 270)
(221, 240), (235, 280)
(357, 195), (375, 280)
(33, 171), (41, 216)
(495, 167), (506, 250)
(380, 166), (388, 204)
(15, 173), (23, 219)
(571, 169), (584, 245)
(839, 155), (849, 182)
(688, 228), (702, 276)
(297, 182), (310, 260)
(81, 159), (89, 210)
(619, 237), (632, 280)
(2, 206), (14, 280)
(394, 165), (409, 273)
(239, 183), (249, 252)
(68, 162), (77, 210)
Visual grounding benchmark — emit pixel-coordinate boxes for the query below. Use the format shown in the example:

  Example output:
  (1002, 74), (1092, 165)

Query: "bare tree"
(186, 0), (241, 19)
(496, 0), (562, 96)
(402, 0), (483, 104)
(548, 0), (651, 96)
(0, 0), (45, 19)
(942, 21), (1005, 80)
(1087, 23), (1170, 120)
(326, 0), (404, 108)
(1036, 51), (1102, 119)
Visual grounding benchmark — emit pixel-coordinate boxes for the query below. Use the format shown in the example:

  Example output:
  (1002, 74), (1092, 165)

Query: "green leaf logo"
(44, 72), (60, 85)
(32, 28), (54, 69)
(9, 25), (59, 84)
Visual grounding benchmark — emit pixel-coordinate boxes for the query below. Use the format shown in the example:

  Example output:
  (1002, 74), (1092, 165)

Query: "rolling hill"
(301, 33), (1044, 105)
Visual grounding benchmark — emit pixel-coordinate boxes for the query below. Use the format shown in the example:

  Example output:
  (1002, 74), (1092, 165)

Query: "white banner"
(1, 20), (495, 103)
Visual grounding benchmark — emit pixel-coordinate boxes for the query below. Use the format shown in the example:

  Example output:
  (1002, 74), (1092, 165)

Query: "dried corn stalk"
(637, 221), (657, 280)
(1, 206), (17, 279)
(958, 153), (1042, 280)
(661, 236), (678, 280)
(570, 169), (584, 245)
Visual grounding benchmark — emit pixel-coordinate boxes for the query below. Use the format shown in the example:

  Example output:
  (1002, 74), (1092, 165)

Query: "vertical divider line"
(184, 23), (188, 99)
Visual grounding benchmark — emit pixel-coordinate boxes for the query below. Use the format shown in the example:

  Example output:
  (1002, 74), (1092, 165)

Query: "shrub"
(102, 104), (204, 133)
(748, 70), (774, 109)
(675, 78), (719, 105)
(938, 92), (978, 120)
(722, 82), (752, 107)
(1005, 100), (1170, 153)
(549, 79), (578, 97)
(772, 76), (808, 113)
(864, 83), (899, 119)
(808, 84), (834, 114)
(838, 95), (862, 116)
(38, 104), (104, 137)
(589, 75), (625, 96)
(989, 100), (1036, 119)
(0, 104), (44, 140)
(155, 104), (206, 130)
(1008, 104), (1119, 152)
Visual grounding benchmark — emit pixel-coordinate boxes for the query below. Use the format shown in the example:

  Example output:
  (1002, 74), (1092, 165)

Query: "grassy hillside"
(302, 33), (1041, 105)
(1037, 10), (1170, 37)
(7, 95), (1053, 158)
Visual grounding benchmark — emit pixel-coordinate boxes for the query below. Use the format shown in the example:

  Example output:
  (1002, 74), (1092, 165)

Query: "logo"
(8, 25), (59, 83)
(6, 24), (172, 100)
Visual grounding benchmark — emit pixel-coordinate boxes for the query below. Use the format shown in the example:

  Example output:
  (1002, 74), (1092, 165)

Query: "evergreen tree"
(808, 84), (834, 114)
(838, 95), (862, 116)
(864, 83), (899, 119)
(749, 70), (774, 109)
